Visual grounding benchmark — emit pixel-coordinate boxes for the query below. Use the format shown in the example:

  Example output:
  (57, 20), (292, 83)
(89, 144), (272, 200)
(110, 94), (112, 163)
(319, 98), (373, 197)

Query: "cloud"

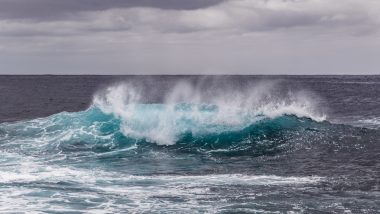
(122, 0), (380, 33)
(0, 0), (225, 20)
(0, 0), (379, 74)
(0, 0), (379, 38)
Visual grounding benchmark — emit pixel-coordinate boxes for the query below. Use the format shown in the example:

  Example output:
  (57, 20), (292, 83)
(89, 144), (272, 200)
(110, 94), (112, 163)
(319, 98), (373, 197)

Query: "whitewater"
(0, 76), (379, 213)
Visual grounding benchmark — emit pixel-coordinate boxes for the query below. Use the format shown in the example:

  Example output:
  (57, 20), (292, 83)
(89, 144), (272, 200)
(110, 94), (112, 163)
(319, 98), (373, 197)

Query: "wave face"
(0, 105), (321, 158)
(92, 81), (325, 145)
(1, 79), (379, 213)
(0, 81), (326, 154)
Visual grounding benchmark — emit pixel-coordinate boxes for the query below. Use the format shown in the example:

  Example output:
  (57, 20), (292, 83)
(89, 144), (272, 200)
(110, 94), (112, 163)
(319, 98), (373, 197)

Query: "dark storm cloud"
(0, 0), (225, 20)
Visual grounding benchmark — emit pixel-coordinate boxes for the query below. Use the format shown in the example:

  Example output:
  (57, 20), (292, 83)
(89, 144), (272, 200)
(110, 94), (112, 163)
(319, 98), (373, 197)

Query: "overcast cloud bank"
(0, 0), (379, 74)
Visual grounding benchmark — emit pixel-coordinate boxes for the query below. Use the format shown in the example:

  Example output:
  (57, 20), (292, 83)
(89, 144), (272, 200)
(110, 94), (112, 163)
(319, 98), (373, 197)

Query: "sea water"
(0, 76), (379, 213)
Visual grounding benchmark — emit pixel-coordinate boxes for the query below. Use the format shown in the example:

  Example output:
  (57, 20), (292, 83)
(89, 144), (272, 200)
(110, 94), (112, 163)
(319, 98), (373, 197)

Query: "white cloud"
(102, 0), (380, 32)
(1, 0), (380, 36)
(0, 0), (379, 74)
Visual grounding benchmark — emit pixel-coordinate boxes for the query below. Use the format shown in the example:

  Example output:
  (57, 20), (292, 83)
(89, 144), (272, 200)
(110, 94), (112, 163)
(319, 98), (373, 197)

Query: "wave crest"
(93, 80), (326, 145)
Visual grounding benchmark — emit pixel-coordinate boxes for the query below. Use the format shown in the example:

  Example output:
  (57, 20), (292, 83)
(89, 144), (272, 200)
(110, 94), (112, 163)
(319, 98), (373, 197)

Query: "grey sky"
(0, 0), (379, 74)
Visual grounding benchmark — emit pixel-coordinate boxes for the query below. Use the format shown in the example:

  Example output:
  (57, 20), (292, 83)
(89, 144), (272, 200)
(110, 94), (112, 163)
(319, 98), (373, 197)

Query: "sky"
(0, 0), (379, 75)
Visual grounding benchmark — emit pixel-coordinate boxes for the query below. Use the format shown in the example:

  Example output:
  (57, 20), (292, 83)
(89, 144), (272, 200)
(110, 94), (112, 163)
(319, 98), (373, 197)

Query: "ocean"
(0, 75), (379, 213)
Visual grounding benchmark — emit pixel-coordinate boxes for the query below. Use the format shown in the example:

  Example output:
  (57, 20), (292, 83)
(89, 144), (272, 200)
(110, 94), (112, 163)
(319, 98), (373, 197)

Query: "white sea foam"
(0, 154), (322, 213)
(0, 154), (322, 185)
(356, 117), (380, 129)
(93, 80), (326, 145)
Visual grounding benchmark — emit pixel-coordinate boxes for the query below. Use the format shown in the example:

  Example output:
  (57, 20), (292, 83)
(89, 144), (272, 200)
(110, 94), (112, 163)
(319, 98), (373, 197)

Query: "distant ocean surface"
(0, 75), (379, 213)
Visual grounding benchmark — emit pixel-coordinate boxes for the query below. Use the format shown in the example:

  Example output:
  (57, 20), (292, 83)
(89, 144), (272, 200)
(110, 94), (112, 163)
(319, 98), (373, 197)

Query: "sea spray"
(93, 80), (326, 145)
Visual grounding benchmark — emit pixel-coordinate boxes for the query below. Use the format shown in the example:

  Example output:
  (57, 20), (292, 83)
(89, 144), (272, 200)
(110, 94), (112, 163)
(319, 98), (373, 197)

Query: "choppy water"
(0, 76), (379, 213)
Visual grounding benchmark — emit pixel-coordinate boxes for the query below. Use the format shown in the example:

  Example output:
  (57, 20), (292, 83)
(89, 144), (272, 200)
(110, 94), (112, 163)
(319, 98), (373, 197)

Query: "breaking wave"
(93, 81), (325, 145)
(2, 79), (379, 213)
(0, 81), (327, 152)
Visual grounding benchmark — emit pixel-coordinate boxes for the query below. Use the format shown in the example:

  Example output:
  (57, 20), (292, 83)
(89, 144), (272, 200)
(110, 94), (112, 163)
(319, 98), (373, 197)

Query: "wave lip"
(92, 82), (326, 145)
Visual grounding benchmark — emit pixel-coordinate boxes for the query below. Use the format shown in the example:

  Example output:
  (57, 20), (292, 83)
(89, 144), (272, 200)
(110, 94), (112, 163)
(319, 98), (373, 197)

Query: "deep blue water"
(0, 76), (379, 213)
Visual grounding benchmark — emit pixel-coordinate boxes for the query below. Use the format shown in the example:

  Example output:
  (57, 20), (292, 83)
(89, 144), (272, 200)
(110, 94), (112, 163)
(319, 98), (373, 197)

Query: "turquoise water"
(0, 78), (379, 213)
